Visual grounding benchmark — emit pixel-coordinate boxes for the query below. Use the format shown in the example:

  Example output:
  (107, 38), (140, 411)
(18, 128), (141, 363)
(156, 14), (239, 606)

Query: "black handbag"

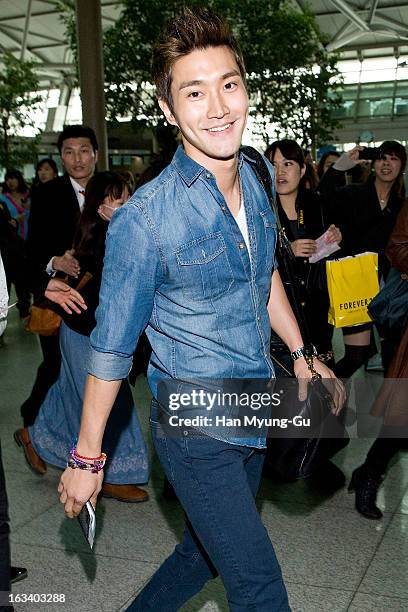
(242, 146), (349, 480)
(368, 267), (408, 330)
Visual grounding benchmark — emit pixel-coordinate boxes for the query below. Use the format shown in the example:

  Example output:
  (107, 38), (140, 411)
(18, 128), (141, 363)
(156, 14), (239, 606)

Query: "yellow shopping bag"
(326, 252), (379, 328)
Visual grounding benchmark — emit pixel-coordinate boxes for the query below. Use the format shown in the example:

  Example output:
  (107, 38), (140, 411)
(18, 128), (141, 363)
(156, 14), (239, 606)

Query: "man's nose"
(207, 91), (228, 119)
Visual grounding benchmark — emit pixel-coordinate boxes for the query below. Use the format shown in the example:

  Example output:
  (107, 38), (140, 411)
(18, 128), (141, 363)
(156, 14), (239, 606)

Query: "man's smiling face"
(159, 45), (249, 167)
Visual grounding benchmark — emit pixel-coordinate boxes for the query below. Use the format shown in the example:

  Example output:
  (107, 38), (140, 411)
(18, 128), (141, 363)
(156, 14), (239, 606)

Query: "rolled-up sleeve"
(89, 200), (164, 380)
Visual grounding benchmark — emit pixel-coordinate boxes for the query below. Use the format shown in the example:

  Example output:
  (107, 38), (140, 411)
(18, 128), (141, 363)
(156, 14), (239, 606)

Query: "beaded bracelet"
(67, 457), (106, 473)
(68, 444), (107, 474)
(74, 450), (105, 461)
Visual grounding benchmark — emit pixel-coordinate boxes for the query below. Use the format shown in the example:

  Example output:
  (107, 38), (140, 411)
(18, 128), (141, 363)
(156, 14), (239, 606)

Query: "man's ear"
(94, 149), (99, 164)
(158, 99), (178, 127)
(300, 164), (306, 179)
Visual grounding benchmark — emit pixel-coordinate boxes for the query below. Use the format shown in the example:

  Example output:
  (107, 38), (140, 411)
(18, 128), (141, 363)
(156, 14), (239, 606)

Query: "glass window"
(394, 97), (408, 116)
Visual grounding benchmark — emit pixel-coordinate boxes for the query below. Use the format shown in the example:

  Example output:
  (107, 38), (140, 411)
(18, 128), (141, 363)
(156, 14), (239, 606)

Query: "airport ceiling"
(0, 0), (407, 88)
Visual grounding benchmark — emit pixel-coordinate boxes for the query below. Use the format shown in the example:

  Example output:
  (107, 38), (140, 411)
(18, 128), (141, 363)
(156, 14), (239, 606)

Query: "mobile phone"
(358, 146), (381, 161)
(77, 500), (96, 549)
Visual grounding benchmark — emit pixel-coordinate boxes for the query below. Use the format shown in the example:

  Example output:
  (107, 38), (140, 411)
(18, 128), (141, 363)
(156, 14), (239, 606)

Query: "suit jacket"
(25, 175), (80, 295)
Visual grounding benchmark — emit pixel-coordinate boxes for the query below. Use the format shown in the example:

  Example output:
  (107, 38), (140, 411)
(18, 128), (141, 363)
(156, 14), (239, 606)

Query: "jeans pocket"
(150, 419), (177, 484)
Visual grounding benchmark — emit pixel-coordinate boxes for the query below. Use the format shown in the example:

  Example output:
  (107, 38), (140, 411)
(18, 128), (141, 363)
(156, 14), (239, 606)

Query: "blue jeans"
(127, 403), (290, 612)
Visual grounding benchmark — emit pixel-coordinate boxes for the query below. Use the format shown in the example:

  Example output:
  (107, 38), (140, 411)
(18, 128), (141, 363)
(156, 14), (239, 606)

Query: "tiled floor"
(1, 309), (407, 611)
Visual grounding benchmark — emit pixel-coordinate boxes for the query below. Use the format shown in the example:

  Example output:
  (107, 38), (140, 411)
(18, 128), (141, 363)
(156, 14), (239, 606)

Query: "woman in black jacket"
(318, 141), (407, 377)
(266, 139), (342, 365)
(265, 139), (345, 493)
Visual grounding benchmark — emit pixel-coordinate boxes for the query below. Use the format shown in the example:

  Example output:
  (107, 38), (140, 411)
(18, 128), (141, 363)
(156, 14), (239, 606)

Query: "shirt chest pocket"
(176, 232), (234, 301)
(259, 209), (277, 272)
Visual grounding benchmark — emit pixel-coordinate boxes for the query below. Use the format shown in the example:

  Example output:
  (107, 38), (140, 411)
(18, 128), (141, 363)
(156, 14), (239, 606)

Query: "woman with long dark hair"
(15, 172), (150, 503)
(265, 139), (344, 493)
(1, 170), (30, 240)
(32, 158), (58, 187)
(319, 141), (407, 378)
(0, 170), (31, 317)
(265, 139), (341, 364)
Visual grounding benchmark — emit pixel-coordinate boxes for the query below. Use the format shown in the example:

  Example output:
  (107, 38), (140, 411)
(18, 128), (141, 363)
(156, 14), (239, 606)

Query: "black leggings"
(334, 331), (399, 379)
(365, 429), (408, 476)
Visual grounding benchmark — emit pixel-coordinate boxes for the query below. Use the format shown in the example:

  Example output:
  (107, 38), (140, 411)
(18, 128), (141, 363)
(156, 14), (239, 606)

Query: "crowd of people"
(1, 5), (407, 611)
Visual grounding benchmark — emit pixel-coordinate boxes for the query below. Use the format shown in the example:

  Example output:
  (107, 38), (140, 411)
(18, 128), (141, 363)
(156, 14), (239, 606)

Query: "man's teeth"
(208, 124), (231, 132)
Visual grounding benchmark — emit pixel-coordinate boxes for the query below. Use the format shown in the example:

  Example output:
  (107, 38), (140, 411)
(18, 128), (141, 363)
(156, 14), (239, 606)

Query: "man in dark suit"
(19, 125), (98, 436)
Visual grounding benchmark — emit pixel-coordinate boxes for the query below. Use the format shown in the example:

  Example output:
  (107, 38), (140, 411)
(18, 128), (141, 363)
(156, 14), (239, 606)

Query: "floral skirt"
(30, 322), (150, 484)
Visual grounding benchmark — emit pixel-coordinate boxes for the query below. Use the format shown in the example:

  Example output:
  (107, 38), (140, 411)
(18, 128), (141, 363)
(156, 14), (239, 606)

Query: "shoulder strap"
(241, 146), (311, 345)
(241, 146), (295, 262)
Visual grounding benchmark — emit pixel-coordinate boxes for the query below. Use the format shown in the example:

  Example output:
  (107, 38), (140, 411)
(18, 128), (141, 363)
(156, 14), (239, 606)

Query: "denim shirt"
(89, 146), (278, 448)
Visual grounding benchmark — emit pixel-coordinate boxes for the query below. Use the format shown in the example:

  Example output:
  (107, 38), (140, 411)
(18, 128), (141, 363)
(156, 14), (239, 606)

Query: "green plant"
(0, 52), (43, 169)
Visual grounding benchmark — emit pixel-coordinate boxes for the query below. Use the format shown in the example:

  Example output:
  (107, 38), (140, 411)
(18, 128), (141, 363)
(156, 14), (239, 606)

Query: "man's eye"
(225, 82), (237, 90)
(188, 91), (201, 98)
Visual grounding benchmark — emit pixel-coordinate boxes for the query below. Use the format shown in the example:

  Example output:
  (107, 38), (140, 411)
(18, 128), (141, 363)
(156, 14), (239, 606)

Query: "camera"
(358, 146), (382, 161)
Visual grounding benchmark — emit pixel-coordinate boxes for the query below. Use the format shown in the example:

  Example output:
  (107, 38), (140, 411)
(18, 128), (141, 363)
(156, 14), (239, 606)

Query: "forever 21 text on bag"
(326, 252), (379, 328)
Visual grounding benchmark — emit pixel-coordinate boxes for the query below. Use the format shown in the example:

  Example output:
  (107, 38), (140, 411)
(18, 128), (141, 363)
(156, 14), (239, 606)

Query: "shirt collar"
(69, 176), (85, 194)
(69, 177), (86, 209)
(172, 144), (252, 187)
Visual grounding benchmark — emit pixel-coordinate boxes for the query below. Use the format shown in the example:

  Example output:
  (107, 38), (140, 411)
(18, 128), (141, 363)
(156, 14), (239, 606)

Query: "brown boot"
(101, 483), (149, 503)
(14, 428), (47, 475)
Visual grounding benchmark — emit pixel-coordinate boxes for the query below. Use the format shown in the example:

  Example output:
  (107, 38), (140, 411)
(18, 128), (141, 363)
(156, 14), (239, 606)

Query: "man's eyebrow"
(221, 70), (240, 80)
(179, 79), (202, 91)
(178, 70), (241, 91)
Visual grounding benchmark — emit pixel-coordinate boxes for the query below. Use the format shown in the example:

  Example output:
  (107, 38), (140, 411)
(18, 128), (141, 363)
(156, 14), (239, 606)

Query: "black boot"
(348, 465), (383, 519)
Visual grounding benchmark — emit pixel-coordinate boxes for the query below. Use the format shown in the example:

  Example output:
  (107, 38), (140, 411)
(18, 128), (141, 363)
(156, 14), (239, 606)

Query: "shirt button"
(206, 172), (212, 179)
(300, 280), (305, 286)
(221, 205), (227, 212)
(257, 315), (261, 321)
(301, 301), (306, 307)
(238, 242), (246, 249)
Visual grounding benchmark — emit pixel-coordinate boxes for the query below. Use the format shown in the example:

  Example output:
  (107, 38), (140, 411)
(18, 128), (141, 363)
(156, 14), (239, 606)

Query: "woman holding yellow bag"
(319, 141), (407, 378)
(266, 139), (342, 366)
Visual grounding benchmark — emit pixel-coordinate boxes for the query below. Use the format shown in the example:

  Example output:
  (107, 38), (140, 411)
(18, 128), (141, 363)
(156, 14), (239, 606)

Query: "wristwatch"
(290, 345), (318, 361)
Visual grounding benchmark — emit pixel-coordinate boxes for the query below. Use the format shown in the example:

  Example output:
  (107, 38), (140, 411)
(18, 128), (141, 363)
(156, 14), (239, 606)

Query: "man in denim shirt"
(59, 7), (342, 611)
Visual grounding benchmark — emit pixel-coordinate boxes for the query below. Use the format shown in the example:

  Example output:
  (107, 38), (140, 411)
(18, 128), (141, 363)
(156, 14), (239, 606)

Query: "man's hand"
(325, 224), (342, 245)
(53, 249), (80, 277)
(291, 239), (316, 257)
(294, 357), (345, 416)
(58, 467), (103, 518)
(45, 278), (87, 314)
